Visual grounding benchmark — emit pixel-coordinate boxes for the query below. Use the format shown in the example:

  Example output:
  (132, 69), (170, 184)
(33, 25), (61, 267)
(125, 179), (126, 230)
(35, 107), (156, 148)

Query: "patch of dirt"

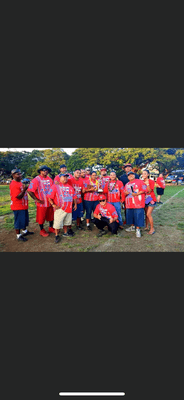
(0, 219), (184, 252)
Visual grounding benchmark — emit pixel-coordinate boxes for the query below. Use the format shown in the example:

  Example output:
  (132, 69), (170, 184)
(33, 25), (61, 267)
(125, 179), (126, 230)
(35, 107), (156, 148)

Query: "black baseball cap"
(37, 165), (52, 173)
(60, 164), (67, 169)
(127, 170), (135, 176)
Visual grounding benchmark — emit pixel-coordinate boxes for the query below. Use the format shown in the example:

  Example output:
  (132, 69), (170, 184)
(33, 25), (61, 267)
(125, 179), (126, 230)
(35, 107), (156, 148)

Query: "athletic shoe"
(125, 226), (136, 232)
(97, 230), (107, 237)
(55, 235), (61, 244)
(17, 235), (28, 242)
(68, 229), (75, 236)
(22, 230), (34, 236)
(63, 232), (70, 237)
(136, 228), (141, 238)
(76, 225), (84, 230)
(49, 227), (55, 233)
(40, 229), (49, 237)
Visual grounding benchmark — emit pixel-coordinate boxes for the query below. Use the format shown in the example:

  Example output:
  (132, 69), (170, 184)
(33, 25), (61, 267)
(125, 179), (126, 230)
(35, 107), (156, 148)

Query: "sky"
(0, 148), (77, 155)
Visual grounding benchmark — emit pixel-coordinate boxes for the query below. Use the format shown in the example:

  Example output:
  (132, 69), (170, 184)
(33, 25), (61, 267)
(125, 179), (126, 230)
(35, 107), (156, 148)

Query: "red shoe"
(48, 227), (55, 233)
(40, 229), (49, 237)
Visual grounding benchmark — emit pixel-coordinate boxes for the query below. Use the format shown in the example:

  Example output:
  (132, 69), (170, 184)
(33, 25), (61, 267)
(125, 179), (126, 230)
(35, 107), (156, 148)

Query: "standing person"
(54, 164), (73, 184)
(80, 169), (86, 180)
(142, 170), (157, 235)
(119, 163), (140, 186)
(97, 168), (110, 195)
(10, 169), (34, 242)
(103, 171), (125, 229)
(124, 171), (147, 238)
(47, 173), (77, 243)
(94, 194), (119, 237)
(119, 163), (140, 225)
(155, 173), (166, 204)
(27, 165), (55, 237)
(68, 169), (84, 230)
(82, 171), (99, 230)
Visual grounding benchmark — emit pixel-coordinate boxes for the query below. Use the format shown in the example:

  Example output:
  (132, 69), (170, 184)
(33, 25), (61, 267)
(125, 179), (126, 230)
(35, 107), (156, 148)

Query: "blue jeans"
(109, 202), (123, 225)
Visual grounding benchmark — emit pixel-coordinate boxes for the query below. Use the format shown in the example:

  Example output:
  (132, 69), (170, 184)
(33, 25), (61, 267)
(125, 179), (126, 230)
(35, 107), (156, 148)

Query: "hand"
(53, 204), (60, 210)
(98, 214), (101, 220)
(109, 217), (114, 224)
(37, 199), (44, 204)
(22, 184), (29, 190)
(73, 204), (77, 211)
(132, 192), (138, 197)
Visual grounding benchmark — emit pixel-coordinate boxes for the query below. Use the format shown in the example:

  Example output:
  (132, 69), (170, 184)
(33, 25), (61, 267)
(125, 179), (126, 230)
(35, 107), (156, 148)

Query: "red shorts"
(36, 206), (54, 225)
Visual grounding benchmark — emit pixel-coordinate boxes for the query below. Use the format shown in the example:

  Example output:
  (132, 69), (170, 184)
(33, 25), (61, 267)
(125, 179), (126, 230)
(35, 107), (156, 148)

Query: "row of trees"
(0, 148), (184, 182)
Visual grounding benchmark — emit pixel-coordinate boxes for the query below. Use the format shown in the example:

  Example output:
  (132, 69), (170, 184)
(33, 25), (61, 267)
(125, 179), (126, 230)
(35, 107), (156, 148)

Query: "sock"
(87, 223), (90, 226)
(17, 234), (22, 239)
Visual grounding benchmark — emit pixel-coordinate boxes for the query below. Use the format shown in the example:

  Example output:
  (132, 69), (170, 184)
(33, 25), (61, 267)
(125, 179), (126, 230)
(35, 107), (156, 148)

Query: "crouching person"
(93, 194), (119, 237)
(47, 173), (77, 243)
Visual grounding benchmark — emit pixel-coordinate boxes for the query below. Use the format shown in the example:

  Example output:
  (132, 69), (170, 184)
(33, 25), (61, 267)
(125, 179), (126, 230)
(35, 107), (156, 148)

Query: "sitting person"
(93, 194), (119, 237)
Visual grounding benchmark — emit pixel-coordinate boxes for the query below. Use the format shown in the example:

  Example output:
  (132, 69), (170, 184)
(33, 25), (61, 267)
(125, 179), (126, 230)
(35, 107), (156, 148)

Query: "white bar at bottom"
(59, 393), (125, 396)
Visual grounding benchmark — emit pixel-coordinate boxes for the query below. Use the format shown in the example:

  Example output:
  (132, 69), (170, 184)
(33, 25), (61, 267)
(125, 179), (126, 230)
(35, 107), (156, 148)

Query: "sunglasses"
(99, 199), (106, 202)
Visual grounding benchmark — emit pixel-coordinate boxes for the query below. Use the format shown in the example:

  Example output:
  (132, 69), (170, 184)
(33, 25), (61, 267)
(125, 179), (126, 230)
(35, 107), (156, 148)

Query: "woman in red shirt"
(142, 170), (157, 235)
(82, 171), (99, 230)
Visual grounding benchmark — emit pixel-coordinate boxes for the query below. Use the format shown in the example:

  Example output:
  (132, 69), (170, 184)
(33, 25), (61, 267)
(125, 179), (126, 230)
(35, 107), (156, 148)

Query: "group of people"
(9, 162), (166, 244)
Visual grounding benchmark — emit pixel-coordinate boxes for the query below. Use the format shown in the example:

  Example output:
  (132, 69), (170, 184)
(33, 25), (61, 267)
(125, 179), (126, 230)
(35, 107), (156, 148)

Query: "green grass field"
(1, 183), (184, 231)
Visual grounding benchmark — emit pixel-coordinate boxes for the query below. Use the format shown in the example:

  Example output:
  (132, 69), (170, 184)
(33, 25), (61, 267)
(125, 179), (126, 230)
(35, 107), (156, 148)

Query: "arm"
(16, 184), (28, 200)
(27, 190), (44, 204)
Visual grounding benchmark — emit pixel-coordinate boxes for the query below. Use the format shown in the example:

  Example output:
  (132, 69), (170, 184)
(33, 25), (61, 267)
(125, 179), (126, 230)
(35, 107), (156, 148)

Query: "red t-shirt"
(104, 180), (125, 203)
(28, 175), (53, 207)
(83, 177), (99, 201)
(156, 177), (166, 189)
(145, 179), (157, 203)
(124, 179), (147, 209)
(54, 173), (73, 184)
(94, 202), (119, 222)
(67, 177), (84, 204)
(97, 175), (110, 191)
(47, 183), (77, 213)
(10, 180), (28, 210)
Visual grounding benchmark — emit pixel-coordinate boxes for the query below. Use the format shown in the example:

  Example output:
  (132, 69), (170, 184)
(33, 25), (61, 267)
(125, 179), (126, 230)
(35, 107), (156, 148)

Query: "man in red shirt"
(156, 173), (166, 204)
(104, 171), (125, 229)
(47, 173), (77, 243)
(94, 194), (119, 237)
(10, 169), (34, 242)
(27, 165), (55, 237)
(54, 164), (73, 184)
(124, 171), (147, 238)
(97, 168), (110, 195)
(68, 169), (84, 229)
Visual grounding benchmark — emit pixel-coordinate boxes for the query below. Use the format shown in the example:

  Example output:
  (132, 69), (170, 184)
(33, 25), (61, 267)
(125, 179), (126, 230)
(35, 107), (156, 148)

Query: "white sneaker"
(125, 225), (136, 232)
(136, 228), (141, 238)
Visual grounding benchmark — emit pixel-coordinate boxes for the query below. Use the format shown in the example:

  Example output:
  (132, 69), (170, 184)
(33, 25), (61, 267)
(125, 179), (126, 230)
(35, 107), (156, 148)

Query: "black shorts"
(13, 210), (29, 229)
(156, 188), (164, 195)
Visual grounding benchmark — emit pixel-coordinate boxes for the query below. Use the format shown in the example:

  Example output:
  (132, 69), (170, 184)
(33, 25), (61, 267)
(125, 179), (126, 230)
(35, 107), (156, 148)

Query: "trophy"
(98, 178), (103, 192)
(21, 178), (30, 185)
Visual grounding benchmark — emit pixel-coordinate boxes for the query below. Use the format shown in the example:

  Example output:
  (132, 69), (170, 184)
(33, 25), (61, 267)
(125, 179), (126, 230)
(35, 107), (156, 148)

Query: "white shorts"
(53, 209), (72, 229)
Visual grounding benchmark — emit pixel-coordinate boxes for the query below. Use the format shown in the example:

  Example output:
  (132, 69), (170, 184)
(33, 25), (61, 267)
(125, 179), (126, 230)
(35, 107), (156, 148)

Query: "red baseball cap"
(101, 168), (107, 171)
(99, 194), (106, 201)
